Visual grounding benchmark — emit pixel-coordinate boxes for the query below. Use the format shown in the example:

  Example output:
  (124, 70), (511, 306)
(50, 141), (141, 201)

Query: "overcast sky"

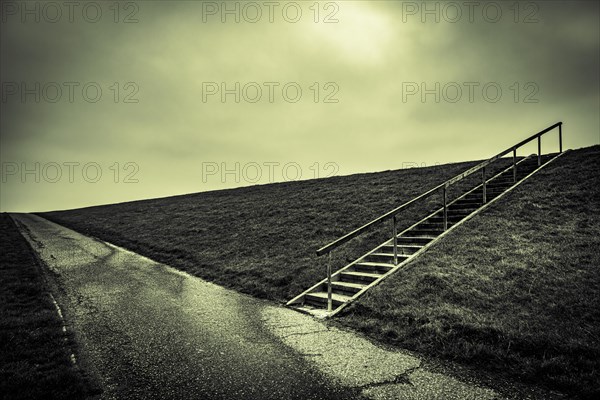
(1, 0), (598, 212)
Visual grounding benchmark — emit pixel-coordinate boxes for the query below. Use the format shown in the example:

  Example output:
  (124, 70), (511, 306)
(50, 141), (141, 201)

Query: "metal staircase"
(287, 122), (566, 318)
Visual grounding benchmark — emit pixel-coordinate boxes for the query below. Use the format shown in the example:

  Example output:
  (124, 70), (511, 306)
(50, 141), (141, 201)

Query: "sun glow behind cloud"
(305, 2), (394, 66)
(0, 1), (598, 212)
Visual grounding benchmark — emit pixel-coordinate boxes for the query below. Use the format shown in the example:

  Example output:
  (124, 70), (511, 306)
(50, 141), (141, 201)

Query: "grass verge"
(0, 213), (94, 400)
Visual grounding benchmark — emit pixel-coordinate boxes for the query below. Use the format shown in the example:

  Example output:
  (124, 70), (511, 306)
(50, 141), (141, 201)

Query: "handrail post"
(327, 252), (332, 312)
(482, 166), (487, 204)
(537, 135), (542, 166)
(559, 123), (563, 153)
(443, 185), (448, 231)
(392, 215), (398, 265)
(512, 147), (517, 182)
(314, 123), (562, 261)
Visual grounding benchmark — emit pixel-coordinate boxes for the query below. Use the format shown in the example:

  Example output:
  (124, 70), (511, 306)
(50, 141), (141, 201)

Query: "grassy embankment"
(0, 213), (94, 399)
(338, 146), (600, 398)
(42, 158), (494, 301)
(41, 146), (599, 397)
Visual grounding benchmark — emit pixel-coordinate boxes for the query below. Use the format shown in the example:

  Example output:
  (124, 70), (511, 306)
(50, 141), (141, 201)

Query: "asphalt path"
(13, 213), (563, 400)
(12, 213), (362, 400)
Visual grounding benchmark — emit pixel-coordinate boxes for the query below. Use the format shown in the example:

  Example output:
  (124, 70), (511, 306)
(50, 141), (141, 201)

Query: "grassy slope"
(0, 213), (93, 400)
(338, 146), (600, 398)
(40, 146), (599, 397)
(42, 158), (496, 301)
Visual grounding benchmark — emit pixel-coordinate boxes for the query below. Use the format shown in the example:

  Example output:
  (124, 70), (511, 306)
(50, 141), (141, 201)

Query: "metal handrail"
(317, 121), (563, 311)
(317, 122), (562, 257)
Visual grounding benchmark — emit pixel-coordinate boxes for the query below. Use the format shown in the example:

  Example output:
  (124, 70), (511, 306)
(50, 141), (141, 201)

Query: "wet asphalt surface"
(12, 213), (568, 400)
(13, 213), (363, 400)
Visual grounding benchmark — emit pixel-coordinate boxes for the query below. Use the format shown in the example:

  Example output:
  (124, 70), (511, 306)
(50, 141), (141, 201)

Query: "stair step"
(381, 244), (423, 255)
(453, 197), (483, 204)
(364, 252), (410, 263)
(305, 291), (352, 307)
(488, 177), (514, 184)
(445, 209), (476, 215)
(453, 196), (483, 202)
(428, 215), (462, 223)
(485, 186), (510, 192)
(408, 228), (444, 236)
(353, 262), (395, 273)
(463, 194), (484, 201)
(448, 204), (480, 212)
(331, 281), (367, 295)
(446, 209), (478, 216)
(485, 181), (512, 189)
(417, 222), (445, 229)
(340, 271), (381, 284)
(397, 236), (436, 245)
(490, 174), (514, 180)
(430, 213), (465, 221)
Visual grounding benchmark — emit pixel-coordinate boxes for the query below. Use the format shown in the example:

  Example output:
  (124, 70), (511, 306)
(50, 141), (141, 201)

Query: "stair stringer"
(286, 155), (536, 316)
(287, 151), (569, 318)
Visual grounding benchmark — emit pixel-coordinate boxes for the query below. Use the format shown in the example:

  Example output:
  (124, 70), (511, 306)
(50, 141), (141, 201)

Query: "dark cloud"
(1, 0), (598, 211)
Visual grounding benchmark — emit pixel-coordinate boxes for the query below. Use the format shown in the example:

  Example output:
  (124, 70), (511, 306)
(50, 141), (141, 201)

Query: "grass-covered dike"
(42, 146), (600, 398)
(337, 146), (600, 398)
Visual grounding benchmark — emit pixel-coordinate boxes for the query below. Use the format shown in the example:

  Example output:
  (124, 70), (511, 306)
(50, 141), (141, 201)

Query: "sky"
(1, 0), (599, 212)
